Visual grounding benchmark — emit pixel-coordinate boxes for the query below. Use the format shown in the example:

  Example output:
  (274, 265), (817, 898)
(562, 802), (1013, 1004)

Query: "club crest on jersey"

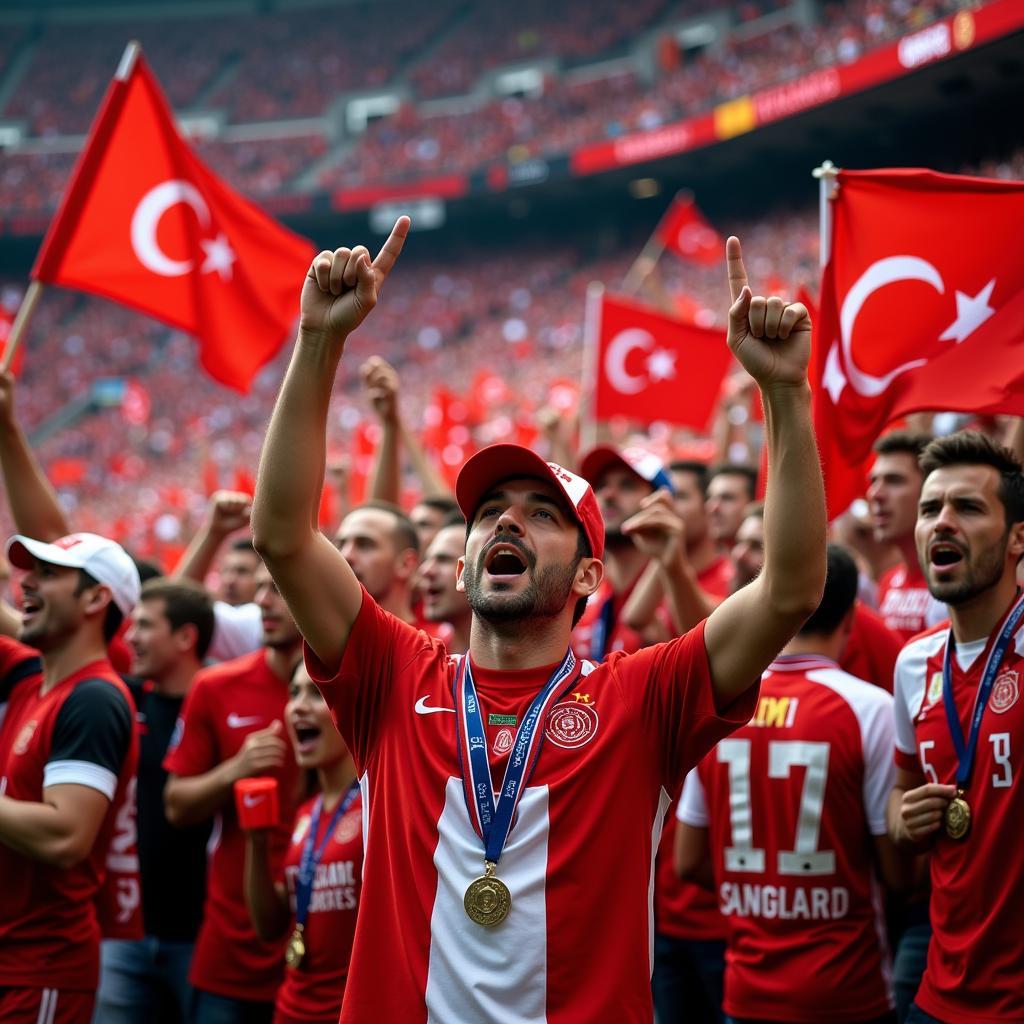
(334, 809), (361, 845)
(13, 719), (38, 756)
(545, 699), (599, 749)
(925, 672), (944, 708)
(492, 727), (514, 756)
(989, 670), (1019, 714)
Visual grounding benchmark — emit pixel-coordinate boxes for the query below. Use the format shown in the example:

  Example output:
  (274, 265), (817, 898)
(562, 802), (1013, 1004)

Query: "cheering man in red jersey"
(0, 533), (140, 1024)
(252, 221), (826, 1024)
(890, 432), (1024, 1024)
(677, 544), (904, 1024)
(163, 564), (303, 1023)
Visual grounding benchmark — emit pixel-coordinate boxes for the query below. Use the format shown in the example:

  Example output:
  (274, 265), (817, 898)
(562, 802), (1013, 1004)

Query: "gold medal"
(464, 861), (512, 927)
(285, 925), (306, 969)
(944, 791), (971, 840)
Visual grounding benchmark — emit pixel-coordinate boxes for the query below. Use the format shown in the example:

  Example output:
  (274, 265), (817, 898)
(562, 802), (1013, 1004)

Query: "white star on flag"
(646, 348), (677, 382)
(822, 342), (847, 404)
(200, 232), (237, 281)
(939, 278), (996, 344)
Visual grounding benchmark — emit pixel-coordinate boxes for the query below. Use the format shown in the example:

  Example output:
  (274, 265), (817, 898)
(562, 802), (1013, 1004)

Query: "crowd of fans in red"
(0, 0), (966, 216)
(3, 139), (1021, 562)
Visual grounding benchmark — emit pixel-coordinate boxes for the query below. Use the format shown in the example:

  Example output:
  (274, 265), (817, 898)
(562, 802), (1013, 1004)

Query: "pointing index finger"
(372, 216), (411, 279)
(726, 235), (749, 304)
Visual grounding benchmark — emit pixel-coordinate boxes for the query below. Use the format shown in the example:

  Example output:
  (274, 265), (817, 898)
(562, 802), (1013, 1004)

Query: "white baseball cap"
(6, 533), (141, 617)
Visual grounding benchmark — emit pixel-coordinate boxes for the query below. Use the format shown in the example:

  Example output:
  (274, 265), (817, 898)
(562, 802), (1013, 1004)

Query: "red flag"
(813, 168), (1024, 517)
(655, 194), (722, 266)
(588, 290), (733, 430)
(32, 47), (315, 392)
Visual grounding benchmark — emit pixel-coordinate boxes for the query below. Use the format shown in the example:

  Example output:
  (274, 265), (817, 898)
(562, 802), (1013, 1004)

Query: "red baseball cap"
(456, 444), (605, 560)
(579, 445), (675, 494)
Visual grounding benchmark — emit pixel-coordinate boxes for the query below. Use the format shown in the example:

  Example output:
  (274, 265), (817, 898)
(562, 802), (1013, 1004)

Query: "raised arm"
(363, 356), (403, 504)
(252, 219), (410, 670)
(702, 237), (826, 705)
(173, 490), (252, 584)
(0, 372), (71, 541)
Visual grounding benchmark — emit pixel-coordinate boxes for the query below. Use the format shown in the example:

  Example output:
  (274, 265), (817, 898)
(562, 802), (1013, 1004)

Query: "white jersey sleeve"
(676, 766), (709, 827)
(892, 630), (947, 764)
(207, 601), (262, 663)
(857, 688), (896, 836)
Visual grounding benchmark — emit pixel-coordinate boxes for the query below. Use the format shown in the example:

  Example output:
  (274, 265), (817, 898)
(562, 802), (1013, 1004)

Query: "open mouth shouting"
(292, 721), (323, 758)
(929, 540), (965, 575)
(20, 592), (43, 626)
(483, 543), (530, 582)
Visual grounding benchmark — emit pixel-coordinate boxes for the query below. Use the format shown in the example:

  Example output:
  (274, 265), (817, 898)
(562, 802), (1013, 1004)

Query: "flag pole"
(580, 282), (604, 456)
(621, 188), (693, 295)
(1, 281), (44, 373)
(812, 160), (839, 270)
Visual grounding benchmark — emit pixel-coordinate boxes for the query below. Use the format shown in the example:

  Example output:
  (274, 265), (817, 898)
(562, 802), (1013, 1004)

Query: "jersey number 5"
(717, 738), (836, 876)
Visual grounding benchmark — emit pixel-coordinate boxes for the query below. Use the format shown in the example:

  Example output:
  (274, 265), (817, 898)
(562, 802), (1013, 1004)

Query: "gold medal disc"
(464, 862), (512, 927)
(944, 794), (971, 840)
(285, 926), (306, 969)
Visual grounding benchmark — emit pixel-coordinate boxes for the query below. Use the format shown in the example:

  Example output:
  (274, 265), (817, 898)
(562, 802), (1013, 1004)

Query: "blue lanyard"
(454, 651), (580, 865)
(942, 591), (1024, 788)
(294, 780), (360, 929)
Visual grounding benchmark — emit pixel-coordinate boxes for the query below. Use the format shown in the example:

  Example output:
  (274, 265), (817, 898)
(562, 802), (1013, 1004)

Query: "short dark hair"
(441, 508), (467, 528)
(798, 544), (858, 637)
(708, 463), (757, 501)
(352, 500), (421, 556)
(416, 496), (461, 517)
(919, 431), (1024, 526)
(75, 570), (124, 643)
(873, 430), (932, 462)
(229, 537), (258, 555)
(668, 460), (709, 496)
(140, 577), (216, 659)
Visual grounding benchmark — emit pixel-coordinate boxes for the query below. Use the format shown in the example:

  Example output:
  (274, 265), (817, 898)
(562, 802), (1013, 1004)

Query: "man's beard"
(925, 532), (1008, 606)
(462, 539), (579, 625)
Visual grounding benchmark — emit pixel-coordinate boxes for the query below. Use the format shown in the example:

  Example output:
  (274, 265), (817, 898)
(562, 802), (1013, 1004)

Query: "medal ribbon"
(454, 650), (581, 865)
(942, 590), (1024, 789)
(294, 780), (360, 931)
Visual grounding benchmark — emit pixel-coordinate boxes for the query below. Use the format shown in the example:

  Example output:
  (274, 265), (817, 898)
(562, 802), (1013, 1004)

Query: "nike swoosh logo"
(414, 696), (455, 715)
(227, 714), (262, 728)
(242, 793), (265, 808)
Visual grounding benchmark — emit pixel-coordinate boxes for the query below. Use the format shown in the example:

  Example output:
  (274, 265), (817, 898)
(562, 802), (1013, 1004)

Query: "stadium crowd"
(2, 196), (1024, 1024)
(0, 0), (970, 214)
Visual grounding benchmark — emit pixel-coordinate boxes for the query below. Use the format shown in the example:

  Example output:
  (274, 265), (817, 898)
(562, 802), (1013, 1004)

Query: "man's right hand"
(893, 781), (957, 846)
(299, 217), (410, 348)
(231, 721), (287, 780)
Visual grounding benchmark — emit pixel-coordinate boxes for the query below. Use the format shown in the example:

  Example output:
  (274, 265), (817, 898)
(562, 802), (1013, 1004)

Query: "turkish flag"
(655, 194), (722, 266)
(32, 47), (315, 392)
(589, 290), (733, 430)
(814, 168), (1024, 517)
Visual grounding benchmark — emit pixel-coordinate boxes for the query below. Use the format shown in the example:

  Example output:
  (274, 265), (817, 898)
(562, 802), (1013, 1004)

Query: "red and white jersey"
(163, 649), (301, 1001)
(275, 792), (364, 1024)
(877, 562), (947, 642)
(653, 551), (733, 943)
(0, 657), (138, 992)
(679, 655), (895, 1023)
(893, 617), (1024, 1023)
(304, 586), (757, 1024)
